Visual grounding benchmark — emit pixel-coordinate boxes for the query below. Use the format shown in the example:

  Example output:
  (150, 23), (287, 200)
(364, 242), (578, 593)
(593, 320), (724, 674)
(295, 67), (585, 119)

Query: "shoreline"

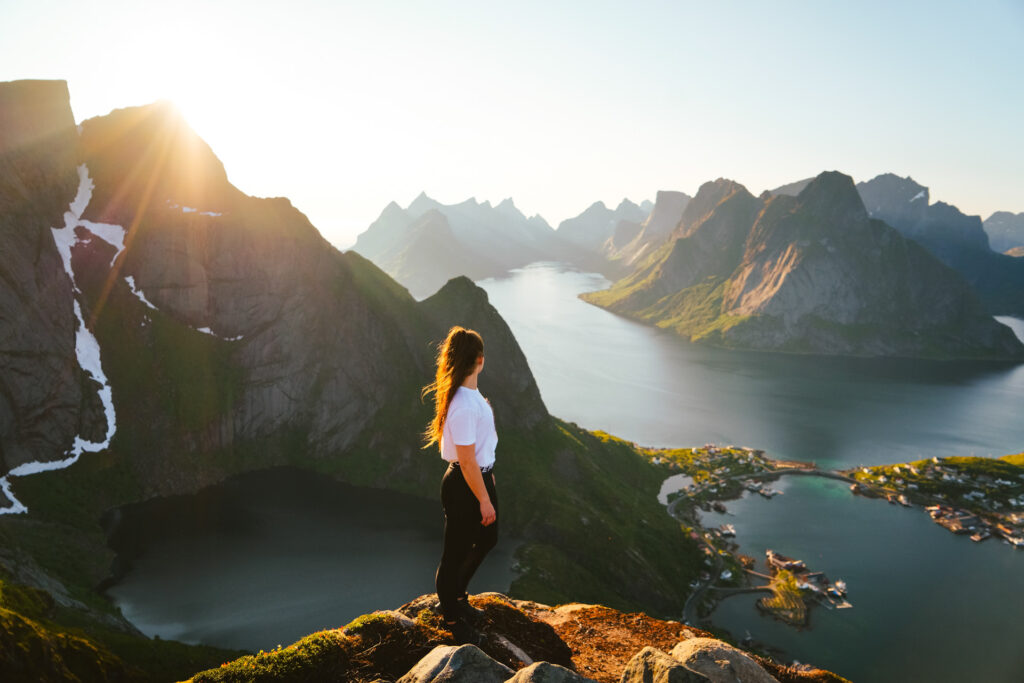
(647, 442), (1024, 669)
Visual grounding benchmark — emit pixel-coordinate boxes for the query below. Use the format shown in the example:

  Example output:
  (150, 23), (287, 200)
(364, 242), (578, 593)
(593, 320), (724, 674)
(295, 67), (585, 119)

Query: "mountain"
(583, 171), (1024, 359)
(855, 174), (1024, 315)
(984, 210), (1024, 253)
(604, 190), (692, 267)
(768, 177), (813, 197)
(353, 194), (595, 298)
(0, 80), (705, 679)
(555, 198), (649, 253)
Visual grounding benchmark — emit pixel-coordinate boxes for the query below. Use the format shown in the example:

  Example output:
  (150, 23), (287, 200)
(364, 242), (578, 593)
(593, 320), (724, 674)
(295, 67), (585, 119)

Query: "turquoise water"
(479, 262), (1024, 683)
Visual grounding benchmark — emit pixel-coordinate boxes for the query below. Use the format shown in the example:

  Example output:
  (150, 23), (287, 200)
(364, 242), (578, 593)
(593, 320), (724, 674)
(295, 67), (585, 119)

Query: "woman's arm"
(456, 443), (496, 526)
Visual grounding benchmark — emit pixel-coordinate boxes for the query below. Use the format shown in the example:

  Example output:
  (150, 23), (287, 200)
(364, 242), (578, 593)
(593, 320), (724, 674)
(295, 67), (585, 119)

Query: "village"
(842, 454), (1024, 548)
(640, 443), (850, 631)
(642, 443), (1024, 640)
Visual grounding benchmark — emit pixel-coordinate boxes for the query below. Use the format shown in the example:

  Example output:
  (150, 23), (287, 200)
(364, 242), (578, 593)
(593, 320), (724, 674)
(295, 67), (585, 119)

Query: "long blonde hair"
(421, 326), (484, 450)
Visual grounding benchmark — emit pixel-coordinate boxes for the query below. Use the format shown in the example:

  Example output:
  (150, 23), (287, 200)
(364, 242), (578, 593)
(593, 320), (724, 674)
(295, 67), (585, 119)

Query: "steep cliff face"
(583, 171), (1024, 358)
(604, 190), (692, 267)
(856, 173), (1024, 315)
(0, 80), (105, 477)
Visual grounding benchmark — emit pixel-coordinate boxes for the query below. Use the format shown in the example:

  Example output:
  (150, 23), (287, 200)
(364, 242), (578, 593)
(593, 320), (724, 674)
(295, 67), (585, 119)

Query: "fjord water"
(478, 262), (1024, 682)
(480, 263), (1024, 468)
(104, 468), (518, 651)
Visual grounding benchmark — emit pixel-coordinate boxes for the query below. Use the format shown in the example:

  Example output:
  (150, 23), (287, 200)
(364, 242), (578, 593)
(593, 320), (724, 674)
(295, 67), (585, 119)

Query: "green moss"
(192, 629), (354, 683)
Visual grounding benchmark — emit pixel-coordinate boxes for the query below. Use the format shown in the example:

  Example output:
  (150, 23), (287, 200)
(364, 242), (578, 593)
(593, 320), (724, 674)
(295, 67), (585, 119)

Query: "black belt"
(448, 460), (494, 474)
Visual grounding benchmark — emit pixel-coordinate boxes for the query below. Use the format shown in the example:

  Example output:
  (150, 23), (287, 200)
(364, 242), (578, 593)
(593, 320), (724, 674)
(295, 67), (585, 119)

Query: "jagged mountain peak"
(794, 170), (869, 228)
(679, 178), (752, 231)
(856, 173), (930, 208)
(379, 200), (405, 217)
(615, 198), (640, 212)
(78, 100), (239, 223)
(407, 191), (442, 217)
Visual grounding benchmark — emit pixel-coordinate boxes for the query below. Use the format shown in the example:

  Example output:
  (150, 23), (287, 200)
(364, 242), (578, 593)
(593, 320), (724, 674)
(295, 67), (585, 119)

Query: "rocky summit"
(186, 592), (848, 683)
(582, 171), (1024, 359)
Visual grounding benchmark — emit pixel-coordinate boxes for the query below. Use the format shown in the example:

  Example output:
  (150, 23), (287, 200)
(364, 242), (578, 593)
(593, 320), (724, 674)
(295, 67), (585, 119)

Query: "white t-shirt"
(441, 386), (498, 468)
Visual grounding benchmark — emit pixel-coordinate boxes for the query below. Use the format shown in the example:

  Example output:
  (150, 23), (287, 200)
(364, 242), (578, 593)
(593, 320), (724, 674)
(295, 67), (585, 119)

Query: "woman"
(422, 325), (498, 644)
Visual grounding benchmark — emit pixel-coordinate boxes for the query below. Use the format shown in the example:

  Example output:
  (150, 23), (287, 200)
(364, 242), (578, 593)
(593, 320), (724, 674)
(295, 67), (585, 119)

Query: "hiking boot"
(457, 596), (487, 623)
(442, 615), (485, 646)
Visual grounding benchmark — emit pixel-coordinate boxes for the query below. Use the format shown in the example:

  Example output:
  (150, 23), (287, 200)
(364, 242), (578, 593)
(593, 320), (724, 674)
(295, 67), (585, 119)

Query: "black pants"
(434, 462), (498, 620)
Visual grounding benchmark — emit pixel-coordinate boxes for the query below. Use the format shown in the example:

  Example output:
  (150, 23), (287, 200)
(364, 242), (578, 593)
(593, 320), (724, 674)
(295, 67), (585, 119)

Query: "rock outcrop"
(582, 171), (1024, 359)
(397, 644), (515, 682)
(188, 592), (848, 683)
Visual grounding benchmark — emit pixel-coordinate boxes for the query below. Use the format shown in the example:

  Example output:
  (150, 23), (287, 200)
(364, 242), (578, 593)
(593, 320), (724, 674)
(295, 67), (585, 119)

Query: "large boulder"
(619, 645), (705, 682)
(397, 643), (513, 683)
(669, 638), (778, 682)
(508, 660), (597, 682)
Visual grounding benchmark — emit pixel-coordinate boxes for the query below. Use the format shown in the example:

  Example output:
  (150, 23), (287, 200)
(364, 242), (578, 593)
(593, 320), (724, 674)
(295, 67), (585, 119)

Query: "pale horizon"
(3, 0), (1022, 250)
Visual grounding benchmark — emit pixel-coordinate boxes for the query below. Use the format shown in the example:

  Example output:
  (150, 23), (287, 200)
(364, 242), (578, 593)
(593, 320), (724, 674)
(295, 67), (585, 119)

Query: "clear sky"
(3, 0), (1022, 248)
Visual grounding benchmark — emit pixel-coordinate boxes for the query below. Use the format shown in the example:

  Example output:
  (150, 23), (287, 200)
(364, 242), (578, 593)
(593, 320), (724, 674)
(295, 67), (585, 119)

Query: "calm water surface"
(105, 468), (518, 651)
(478, 262), (1024, 683)
(480, 263), (1024, 467)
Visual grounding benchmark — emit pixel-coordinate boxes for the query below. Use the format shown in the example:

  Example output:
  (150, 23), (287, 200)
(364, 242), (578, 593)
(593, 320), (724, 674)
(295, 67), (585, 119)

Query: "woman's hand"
(480, 498), (496, 526)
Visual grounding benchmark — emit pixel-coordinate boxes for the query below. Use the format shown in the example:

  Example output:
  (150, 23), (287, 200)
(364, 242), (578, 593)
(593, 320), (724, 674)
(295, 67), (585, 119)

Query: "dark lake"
(104, 467), (519, 651)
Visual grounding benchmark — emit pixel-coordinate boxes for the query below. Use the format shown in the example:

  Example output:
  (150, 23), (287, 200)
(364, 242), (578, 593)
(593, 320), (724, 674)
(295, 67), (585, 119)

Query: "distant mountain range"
(352, 193), (608, 298)
(771, 174), (1024, 315)
(582, 172), (1023, 359)
(984, 211), (1024, 254)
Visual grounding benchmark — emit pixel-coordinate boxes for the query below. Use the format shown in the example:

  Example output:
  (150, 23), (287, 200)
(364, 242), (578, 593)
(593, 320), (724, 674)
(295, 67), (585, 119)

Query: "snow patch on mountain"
(0, 164), (120, 515)
(125, 275), (158, 310)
